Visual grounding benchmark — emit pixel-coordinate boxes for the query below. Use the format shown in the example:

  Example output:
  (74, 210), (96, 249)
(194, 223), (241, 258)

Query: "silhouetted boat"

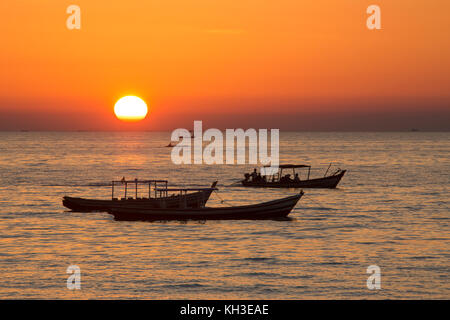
(63, 180), (218, 212)
(166, 131), (193, 147)
(242, 164), (346, 188)
(108, 191), (304, 221)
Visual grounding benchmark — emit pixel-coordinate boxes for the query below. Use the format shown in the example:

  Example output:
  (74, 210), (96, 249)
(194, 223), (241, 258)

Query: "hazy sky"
(1, 1), (449, 130)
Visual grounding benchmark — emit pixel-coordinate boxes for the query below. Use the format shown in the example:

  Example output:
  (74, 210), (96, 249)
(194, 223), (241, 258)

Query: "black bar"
(0, 300), (445, 319)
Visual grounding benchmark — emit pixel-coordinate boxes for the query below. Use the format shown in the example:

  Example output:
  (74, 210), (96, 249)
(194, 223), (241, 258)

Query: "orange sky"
(1, 0), (449, 130)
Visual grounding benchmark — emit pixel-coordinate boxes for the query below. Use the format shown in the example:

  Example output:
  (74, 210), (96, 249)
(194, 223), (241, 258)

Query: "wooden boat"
(108, 191), (304, 221)
(242, 164), (346, 189)
(63, 180), (218, 212)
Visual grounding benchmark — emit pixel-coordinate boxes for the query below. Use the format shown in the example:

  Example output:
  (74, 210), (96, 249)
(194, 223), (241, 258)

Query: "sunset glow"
(114, 96), (148, 122)
(0, 1), (449, 131)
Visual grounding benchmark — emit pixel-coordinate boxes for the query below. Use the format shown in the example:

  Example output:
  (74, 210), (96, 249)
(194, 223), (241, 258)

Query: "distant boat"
(63, 180), (218, 212)
(242, 164), (346, 189)
(108, 191), (304, 221)
(167, 131), (193, 146)
(410, 128), (420, 132)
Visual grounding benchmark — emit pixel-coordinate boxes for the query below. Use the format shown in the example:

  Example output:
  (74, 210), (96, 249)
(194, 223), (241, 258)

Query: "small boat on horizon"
(108, 190), (304, 221)
(166, 131), (194, 147)
(63, 179), (218, 212)
(241, 164), (346, 189)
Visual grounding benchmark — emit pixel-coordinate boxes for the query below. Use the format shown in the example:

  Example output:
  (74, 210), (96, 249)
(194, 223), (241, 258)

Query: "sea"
(0, 131), (448, 299)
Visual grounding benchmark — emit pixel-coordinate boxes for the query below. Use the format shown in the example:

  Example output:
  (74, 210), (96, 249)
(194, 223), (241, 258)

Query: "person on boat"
(250, 168), (258, 181)
(283, 174), (293, 183)
(244, 173), (250, 182)
(294, 173), (300, 182)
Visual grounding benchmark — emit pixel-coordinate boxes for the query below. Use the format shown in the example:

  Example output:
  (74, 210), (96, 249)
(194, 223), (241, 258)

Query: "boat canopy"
(155, 187), (218, 192)
(155, 187), (217, 196)
(280, 164), (310, 169)
(259, 164), (312, 180)
(111, 179), (168, 199)
(112, 179), (168, 184)
(263, 164), (311, 169)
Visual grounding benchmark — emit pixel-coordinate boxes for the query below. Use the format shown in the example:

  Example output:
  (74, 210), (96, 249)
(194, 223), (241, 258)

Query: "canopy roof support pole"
(308, 167), (311, 180)
(201, 191), (205, 208)
(111, 181), (114, 199)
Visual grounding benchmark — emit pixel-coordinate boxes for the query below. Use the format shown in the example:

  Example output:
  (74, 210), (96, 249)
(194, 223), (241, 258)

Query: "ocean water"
(0, 131), (448, 299)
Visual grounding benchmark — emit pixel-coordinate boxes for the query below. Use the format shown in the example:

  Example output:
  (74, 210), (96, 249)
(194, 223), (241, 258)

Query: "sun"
(114, 96), (148, 122)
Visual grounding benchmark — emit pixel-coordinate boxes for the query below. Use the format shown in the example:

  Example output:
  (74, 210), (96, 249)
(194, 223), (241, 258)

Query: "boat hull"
(242, 170), (346, 189)
(62, 189), (214, 212)
(108, 192), (304, 221)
